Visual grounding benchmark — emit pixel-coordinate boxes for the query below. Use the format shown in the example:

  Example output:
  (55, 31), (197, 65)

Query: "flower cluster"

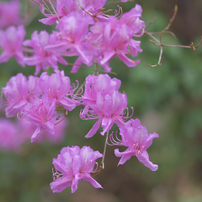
(0, 1), (144, 75)
(42, 3), (145, 73)
(50, 74), (158, 193)
(0, 0), (160, 195)
(80, 75), (158, 172)
(1, 70), (79, 142)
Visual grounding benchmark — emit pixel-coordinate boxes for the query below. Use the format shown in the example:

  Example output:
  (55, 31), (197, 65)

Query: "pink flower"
(39, 0), (107, 25)
(90, 15), (143, 70)
(0, 119), (29, 152)
(1, 73), (28, 118)
(19, 118), (68, 143)
(45, 12), (93, 68)
(0, 25), (25, 66)
(81, 74), (129, 138)
(81, 90), (128, 138)
(23, 30), (67, 75)
(120, 4), (145, 36)
(1, 73), (40, 118)
(82, 74), (121, 106)
(50, 146), (103, 193)
(24, 95), (57, 143)
(114, 118), (159, 171)
(39, 0), (73, 25)
(39, 70), (80, 111)
(0, 0), (23, 28)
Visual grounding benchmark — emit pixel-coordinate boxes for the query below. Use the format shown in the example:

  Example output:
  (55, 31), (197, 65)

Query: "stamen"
(108, 131), (122, 146)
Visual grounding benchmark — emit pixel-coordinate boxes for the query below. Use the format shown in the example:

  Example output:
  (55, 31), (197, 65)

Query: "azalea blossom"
(0, 119), (21, 152)
(81, 74), (130, 138)
(24, 95), (57, 143)
(0, 0), (23, 28)
(50, 146), (103, 193)
(39, 70), (80, 111)
(0, 25), (25, 66)
(114, 118), (159, 171)
(1, 73), (40, 118)
(1, 73), (29, 118)
(19, 118), (68, 143)
(89, 8), (144, 71)
(23, 30), (67, 75)
(45, 12), (93, 68)
(82, 74), (121, 106)
(39, 0), (107, 25)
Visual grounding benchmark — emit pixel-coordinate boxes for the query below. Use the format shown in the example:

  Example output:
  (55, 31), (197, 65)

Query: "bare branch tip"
(174, 5), (178, 12)
(189, 36), (202, 51)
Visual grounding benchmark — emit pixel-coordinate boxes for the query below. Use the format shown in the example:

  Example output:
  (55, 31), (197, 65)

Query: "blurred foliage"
(0, 0), (202, 202)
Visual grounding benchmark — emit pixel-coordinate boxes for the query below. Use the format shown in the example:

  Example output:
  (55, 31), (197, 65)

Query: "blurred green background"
(0, 0), (202, 201)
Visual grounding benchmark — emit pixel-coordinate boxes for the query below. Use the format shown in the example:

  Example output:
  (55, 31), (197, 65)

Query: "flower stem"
(101, 131), (109, 169)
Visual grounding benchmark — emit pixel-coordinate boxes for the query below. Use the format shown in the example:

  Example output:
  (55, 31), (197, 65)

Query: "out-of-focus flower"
(0, 25), (25, 66)
(0, 0), (23, 28)
(50, 146), (103, 193)
(0, 119), (24, 152)
(19, 118), (68, 143)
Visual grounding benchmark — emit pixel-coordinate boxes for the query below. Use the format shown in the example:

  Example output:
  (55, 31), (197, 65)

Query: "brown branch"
(145, 17), (157, 30)
(163, 5), (178, 32)
(189, 36), (202, 50)
(145, 5), (202, 67)
(54, 106), (68, 125)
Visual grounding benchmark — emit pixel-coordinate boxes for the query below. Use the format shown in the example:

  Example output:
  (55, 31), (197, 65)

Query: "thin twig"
(101, 131), (109, 170)
(163, 5), (178, 32)
(145, 5), (202, 67)
(149, 37), (202, 49)
(54, 106), (68, 125)
(32, 0), (41, 6)
(145, 17), (157, 30)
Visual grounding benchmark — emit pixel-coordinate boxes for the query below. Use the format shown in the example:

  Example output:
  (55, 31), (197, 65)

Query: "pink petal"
(50, 177), (73, 193)
(114, 148), (132, 165)
(82, 175), (103, 189)
(137, 150), (158, 171)
(85, 119), (102, 138)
